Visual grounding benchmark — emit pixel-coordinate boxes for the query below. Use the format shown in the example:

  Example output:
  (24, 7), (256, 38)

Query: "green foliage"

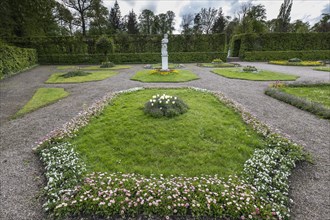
(244, 50), (330, 61)
(144, 94), (188, 118)
(211, 58), (223, 64)
(100, 61), (115, 68)
(230, 33), (330, 59)
(269, 60), (324, 66)
(61, 70), (91, 78)
(38, 52), (226, 64)
(265, 85), (330, 119)
(15, 88), (69, 117)
(212, 68), (298, 81)
(0, 43), (37, 79)
(96, 35), (114, 57)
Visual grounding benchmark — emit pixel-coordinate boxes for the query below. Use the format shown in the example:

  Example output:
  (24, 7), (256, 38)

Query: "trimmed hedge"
(38, 52), (227, 64)
(230, 33), (330, 60)
(4, 34), (226, 55)
(0, 43), (37, 79)
(244, 50), (330, 61)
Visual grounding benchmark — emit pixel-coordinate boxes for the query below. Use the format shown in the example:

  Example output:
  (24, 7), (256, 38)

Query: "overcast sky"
(103, 0), (330, 33)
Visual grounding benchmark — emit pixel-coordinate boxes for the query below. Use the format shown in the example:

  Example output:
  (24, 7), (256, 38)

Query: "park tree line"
(0, 0), (329, 38)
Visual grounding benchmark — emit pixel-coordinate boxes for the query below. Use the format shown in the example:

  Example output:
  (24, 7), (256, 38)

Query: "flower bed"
(35, 87), (306, 219)
(268, 60), (324, 66)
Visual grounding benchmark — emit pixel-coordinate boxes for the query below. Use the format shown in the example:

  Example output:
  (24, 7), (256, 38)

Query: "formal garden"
(1, 0), (330, 218)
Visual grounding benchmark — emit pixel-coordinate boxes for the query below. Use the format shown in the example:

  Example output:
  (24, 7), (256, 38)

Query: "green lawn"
(70, 89), (265, 177)
(15, 88), (69, 117)
(212, 68), (299, 81)
(81, 65), (131, 70)
(313, 66), (330, 72)
(280, 85), (330, 108)
(46, 70), (118, 83)
(131, 69), (199, 82)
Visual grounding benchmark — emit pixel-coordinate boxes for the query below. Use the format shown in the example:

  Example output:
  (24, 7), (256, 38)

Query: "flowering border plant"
(144, 94), (188, 118)
(36, 87), (307, 219)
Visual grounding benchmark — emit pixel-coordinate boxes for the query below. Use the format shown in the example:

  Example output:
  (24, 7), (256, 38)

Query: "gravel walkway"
(0, 63), (329, 220)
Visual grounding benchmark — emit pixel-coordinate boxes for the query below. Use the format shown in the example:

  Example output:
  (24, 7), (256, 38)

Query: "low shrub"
(243, 65), (258, 72)
(211, 58), (223, 64)
(61, 70), (91, 78)
(243, 50), (330, 61)
(100, 61), (115, 68)
(144, 94), (188, 118)
(265, 86), (330, 119)
(269, 60), (323, 66)
(38, 52), (227, 65)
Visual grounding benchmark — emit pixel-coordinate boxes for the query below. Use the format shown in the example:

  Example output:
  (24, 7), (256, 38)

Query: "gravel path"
(0, 63), (329, 220)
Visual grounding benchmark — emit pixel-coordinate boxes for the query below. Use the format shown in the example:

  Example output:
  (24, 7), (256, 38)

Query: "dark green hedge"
(4, 34), (226, 55)
(230, 33), (330, 59)
(0, 43), (37, 79)
(244, 50), (330, 61)
(38, 52), (227, 64)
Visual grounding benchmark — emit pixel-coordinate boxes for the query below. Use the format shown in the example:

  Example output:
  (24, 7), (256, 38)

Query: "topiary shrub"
(100, 61), (115, 68)
(144, 94), (188, 118)
(243, 65), (258, 72)
(61, 70), (91, 78)
(288, 58), (301, 63)
(96, 35), (115, 62)
(211, 58), (223, 64)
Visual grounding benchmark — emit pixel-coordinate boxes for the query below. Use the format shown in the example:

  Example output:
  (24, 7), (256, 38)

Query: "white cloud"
(103, 0), (329, 33)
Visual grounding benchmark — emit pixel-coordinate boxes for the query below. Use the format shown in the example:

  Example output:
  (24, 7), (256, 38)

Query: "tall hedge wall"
(0, 43), (37, 79)
(230, 33), (330, 60)
(38, 52), (227, 64)
(4, 34), (226, 55)
(244, 50), (330, 61)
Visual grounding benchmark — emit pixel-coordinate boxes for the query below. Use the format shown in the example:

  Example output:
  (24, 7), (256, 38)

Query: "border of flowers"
(265, 82), (330, 119)
(35, 87), (307, 219)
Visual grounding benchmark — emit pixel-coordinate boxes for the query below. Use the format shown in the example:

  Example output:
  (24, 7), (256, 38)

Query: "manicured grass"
(212, 68), (299, 81)
(131, 69), (199, 82)
(269, 60), (324, 66)
(46, 70), (118, 83)
(81, 65), (131, 70)
(199, 63), (237, 68)
(70, 89), (265, 177)
(280, 85), (330, 108)
(15, 88), (69, 117)
(313, 66), (330, 72)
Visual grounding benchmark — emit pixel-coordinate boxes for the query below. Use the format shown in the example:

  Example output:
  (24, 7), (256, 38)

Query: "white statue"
(161, 34), (168, 56)
(161, 34), (169, 70)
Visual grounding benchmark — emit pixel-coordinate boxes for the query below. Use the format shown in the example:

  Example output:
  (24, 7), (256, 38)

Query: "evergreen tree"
(275, 0), (293, 32)
(126, 10), (139, 34)
(312, 13), (330, 32)
(108, 0), (123, 33)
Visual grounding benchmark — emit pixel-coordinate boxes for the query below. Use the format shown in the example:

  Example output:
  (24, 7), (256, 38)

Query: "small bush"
(61, 70), (91, 78)
(211, 58), (223, 64)
(100, 61), (115, 68)
(243, 65), (258, 72)
(144, 94), (188, 118)
(288, 58), (302, 62)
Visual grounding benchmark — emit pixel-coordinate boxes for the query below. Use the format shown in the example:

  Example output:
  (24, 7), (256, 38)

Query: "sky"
(103, 0), (330, 33)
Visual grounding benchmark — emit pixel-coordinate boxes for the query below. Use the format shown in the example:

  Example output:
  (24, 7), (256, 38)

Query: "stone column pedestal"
(161, 55), (168, 71)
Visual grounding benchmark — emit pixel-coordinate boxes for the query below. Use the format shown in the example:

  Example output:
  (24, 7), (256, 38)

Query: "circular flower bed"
(149, 69), (178, 75)
(144, 94), (188, 118)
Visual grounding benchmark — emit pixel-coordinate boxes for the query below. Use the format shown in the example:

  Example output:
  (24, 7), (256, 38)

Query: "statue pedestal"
(161, 55), (168, 71)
